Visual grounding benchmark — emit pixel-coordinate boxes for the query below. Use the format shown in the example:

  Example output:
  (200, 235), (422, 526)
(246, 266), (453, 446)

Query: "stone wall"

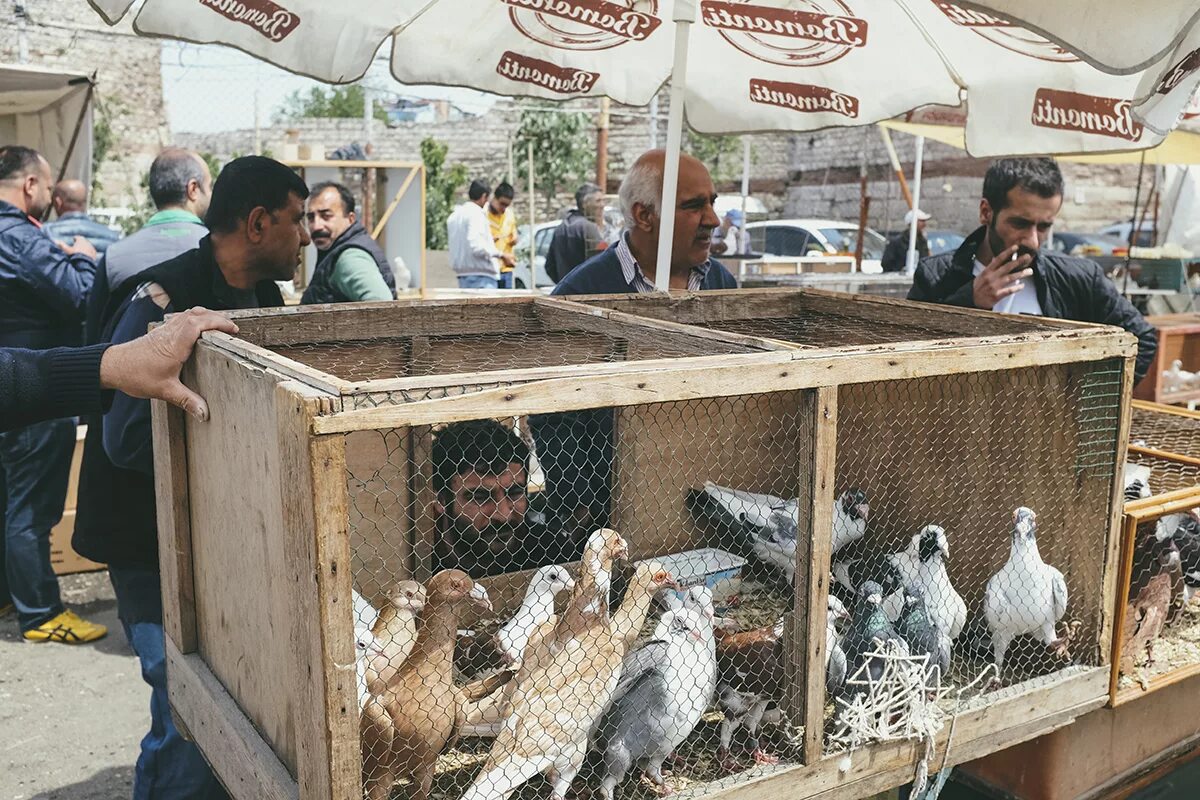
(784, 126), (1145, 235)
(0, 0), (168, 207)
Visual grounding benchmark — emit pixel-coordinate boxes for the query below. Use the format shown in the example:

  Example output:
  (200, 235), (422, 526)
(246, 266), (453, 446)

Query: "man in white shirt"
(447, 180), (514, 289)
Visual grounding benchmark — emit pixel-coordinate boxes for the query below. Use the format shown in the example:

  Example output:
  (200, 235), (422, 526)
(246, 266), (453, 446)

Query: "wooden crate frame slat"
(155, 291), (1136, 800)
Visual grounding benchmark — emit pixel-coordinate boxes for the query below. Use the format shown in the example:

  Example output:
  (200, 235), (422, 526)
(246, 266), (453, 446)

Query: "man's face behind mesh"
(447, 464), (530, 556)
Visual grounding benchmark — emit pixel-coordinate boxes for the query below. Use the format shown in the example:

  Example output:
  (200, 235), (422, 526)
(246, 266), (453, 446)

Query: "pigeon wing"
(1050, 567), (1068, 622)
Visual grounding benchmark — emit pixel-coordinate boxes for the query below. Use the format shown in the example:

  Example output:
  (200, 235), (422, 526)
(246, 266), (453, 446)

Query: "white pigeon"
(832, 488), (870, 555)
(826, 595), (849, 696)
(884, 525), (967, 642)
(496, 565), (576, 665)
(352, 588), (380, 710)
(983, 508), (1069, 671)
(1124, 462), (1153, 503)
(1165, 359), (1198, 392)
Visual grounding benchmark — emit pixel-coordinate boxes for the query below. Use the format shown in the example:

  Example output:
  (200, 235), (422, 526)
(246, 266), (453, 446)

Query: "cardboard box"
(52, 425), (104, 576)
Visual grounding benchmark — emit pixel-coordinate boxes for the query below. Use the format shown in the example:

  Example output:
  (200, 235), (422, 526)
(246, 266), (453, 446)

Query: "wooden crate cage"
(1132, 314), (1200, 406)
(150, 293), (1135, 800)
(1111, 402), (1200, 706)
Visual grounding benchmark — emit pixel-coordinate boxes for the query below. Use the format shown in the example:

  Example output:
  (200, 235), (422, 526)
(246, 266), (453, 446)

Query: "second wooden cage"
(152, 292), (1135, 800)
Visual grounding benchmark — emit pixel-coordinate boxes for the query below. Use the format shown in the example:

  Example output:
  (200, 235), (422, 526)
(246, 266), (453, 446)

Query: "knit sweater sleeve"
(0, 344), (112, 432)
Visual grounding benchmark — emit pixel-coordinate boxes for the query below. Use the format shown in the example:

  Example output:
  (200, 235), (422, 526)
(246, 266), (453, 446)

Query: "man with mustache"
(430, 420), (571, 578)
(908, 157), (1156, 382)
(301, 181), (396, 304)
(550, 149), (737, 293)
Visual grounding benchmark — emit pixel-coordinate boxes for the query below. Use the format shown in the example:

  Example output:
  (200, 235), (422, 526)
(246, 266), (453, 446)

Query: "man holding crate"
(908, 157), (1157, 383)
(74, 155), (309, 800)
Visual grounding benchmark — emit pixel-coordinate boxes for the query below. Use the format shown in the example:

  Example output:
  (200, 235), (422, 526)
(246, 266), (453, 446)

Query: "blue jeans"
(109, 565), (229, 800)
(0, 417), (73, 631)
(457, 274), (499, 289)
(499, 271), (514, 289)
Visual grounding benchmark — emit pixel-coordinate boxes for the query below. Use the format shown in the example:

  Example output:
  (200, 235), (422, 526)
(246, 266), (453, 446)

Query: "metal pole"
(878, 125), (914, 208)
(597, 97), (610, 192)
(654, 0), (696, 291)
(528, 140), (536, 282)
(904, 135), (925, 275)
(1122, 151), (1147, 298)
(740, 136), (750, 254)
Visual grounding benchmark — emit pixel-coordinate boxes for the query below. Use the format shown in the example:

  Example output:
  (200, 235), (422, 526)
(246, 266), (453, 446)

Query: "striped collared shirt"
(615, 232), (710, 292)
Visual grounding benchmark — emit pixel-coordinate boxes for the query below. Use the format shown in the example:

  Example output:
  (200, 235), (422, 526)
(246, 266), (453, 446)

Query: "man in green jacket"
(301, 181), (396, 304)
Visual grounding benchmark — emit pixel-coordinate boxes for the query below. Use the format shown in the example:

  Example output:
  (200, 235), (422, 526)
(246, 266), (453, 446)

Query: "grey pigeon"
(894, 585), (951, 685)
(983, 507), (1069, 671)
(1167, 510), (1200, 603)
(841, 580), (907, 696)
(592, 606), (716, 800)
(688, 484), (868, 584)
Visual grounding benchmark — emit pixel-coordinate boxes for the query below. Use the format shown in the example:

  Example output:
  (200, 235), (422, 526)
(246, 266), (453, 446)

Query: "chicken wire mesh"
(1129, 403), (1200, 459)
(347, 391), (816, 800)
(825, 360), (1124, 755)
(337, 357), (1124, 799)
(579, 291), (1060, 351)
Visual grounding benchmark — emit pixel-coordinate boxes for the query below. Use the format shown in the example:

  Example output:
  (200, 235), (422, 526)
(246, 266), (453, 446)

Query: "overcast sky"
(159, 41), (502, 134)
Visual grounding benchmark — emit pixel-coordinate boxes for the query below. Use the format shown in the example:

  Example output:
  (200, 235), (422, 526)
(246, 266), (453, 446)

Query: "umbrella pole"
(654, 0), (697, 292)
(905, 135), (925, 275)
(1121, 151), (1147, 298)
(740, 135), (750, 256)
(878, 125), (914, 209)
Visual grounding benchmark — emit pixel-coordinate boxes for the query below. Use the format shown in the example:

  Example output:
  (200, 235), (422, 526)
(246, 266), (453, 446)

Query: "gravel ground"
(0, 571), (146, 800)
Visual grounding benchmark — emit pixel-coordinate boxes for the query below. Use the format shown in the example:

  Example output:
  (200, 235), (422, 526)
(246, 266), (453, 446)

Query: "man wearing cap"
(882, 208), (930, 273)
(710, 208), (747, 256)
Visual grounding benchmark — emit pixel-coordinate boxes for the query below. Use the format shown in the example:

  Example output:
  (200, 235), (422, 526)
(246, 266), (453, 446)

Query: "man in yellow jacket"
(487, 181), (518, 288)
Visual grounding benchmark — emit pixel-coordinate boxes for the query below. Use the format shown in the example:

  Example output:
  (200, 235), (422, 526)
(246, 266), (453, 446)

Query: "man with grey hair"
(85, 148), (212, 343)
(551, 149), (736, 294)
(545, 182), (604, 284)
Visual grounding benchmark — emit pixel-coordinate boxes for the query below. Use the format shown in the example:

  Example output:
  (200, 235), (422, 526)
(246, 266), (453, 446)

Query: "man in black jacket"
(544, 182), (605, 284)
(74, 156), (309, 799)
(908, 157), (1156, 381)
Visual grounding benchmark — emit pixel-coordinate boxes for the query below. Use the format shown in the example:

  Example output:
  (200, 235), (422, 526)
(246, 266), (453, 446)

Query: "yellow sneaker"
(23, 610), (108, 644)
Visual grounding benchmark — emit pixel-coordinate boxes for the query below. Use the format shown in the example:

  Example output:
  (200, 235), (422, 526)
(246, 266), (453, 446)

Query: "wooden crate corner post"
(276, 381), (360, 800)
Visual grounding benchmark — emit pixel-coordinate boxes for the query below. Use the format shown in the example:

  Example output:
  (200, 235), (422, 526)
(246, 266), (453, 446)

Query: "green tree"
(513, 104), (593, 208)
(274, 84), (389, 123)
(421, 137), (468, 250)
(687, 131), (745, 182)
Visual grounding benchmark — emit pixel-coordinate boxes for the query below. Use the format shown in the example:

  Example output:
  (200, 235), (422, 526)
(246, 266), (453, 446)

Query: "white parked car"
(744, 218), (888, 273)
(512, 221), (560, 290)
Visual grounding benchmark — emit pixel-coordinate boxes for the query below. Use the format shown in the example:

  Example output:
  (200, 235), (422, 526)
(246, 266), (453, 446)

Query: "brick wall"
(0, 0), (168, 207)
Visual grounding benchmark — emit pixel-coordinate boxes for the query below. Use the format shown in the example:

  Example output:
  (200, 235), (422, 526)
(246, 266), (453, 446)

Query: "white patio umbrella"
(85, 0), (1200, 289)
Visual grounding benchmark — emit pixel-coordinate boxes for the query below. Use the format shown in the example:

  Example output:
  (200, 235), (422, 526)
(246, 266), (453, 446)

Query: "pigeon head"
(902, 584), (927, 609)
(670, 606), (707, 642)
(840, 488), (870, 522)
(1012, 507), (1038, 544)
(916, 525), (949, 564)
(683, 585), (716, 622)
(584, 528), (630, 567)
(385, 580), (427, 613)
(427, 569), (493, 612)
(533, 564), (576, 595)
(858, 580), (884, 606)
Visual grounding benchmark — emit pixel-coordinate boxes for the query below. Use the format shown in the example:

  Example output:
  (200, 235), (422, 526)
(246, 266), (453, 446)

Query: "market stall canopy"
(0, 63), (93, 184)
(879, 118), (1200, 165)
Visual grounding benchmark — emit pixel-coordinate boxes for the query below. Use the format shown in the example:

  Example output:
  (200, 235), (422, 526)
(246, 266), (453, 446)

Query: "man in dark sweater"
(0, 309), (238, 432)
(544, 183), (604, 284)
(908, 158), (1156, 382)
(75, 156), (309, 799)
(551, 149), (737, 295)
